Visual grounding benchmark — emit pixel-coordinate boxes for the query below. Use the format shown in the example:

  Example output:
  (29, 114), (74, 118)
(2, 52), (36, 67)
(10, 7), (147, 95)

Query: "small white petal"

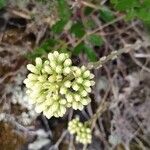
(35, 103), (46, 113)
(60, 106), (66, 115)
(83, 70), (90, 78)
(48, 53), (54, 61)
(74, 69), (81, 77)
(51, 102), (59, 112)
(27, 64), (39, 74)
(35, 57), (42, 67)
(64, 59), (72, 66)
(59, 99), (67, 105)
(72, 84), (80, 91)
(76, 77), (83, 84)
(81, 90), (88, 97)
(28, 73), (38, 80)
(55, 65), (62, 74)
(24, 79), (35, 88)
(53, 51), (59, 57)
(74, 94), (81, 101)
(38, 75), (46, 82)
(50, 61), (56, 68)
(66, 94), (73, 102)
(60, 87), (67, 94)
(81, 66), (86, 71)
(64, 81), (71, 88)
(81, 99), (89, 105)
(36, 95), (45, 103)
(90, 81), (95, 86)
(48, 76), (56, 82)
(90, 74), (94, 79)
(63, 67), (71, 75)
(56, 75), (62, 81)
(83, 80), (91, 87)
(72, 102), (78, 110)
(78, 103), (84, 110)
(44, 65), (52, 74)
(44, 60), (50, 65)
(44, 110), (53, 119)
(85, 87), (91, 93)
(58, 53), (66, 62)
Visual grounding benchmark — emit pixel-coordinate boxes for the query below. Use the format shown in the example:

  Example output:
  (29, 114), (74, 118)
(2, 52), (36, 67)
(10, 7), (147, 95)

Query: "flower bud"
(66, 93), (73, 103)
(58, 53), (66, 62)
(55, 65), (62, 74)
(60, 87), (67, 95)
(64, 81), (71, 88)
(64, 59), (72, 66)
(27, 64), (39, 74)
(72, 83), (80, 91)
(44, 65), (52, 74)
(28, 73), (38, 80)
(83, 70), (90, 78)
(35, 57), (42, 67)
(63, 67), (71, 75)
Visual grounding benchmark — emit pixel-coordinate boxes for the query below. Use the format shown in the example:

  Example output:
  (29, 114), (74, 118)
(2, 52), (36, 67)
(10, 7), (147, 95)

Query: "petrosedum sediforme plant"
(24, 51), (95, 118)
(68, 118), (92, 144)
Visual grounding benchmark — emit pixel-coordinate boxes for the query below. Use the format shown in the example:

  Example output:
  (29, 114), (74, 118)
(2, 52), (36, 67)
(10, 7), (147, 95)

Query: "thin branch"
(74, 15), (125, 47)
(87, 41), (144, 69)
(80, 0), (102, 10)
(49, 130), (68, 150)
(88, 86), (110, 129)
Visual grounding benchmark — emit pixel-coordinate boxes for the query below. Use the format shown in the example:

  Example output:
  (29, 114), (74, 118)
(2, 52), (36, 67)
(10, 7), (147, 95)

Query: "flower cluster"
(68, 118), (92, 144)
(24, 51), (95, 118)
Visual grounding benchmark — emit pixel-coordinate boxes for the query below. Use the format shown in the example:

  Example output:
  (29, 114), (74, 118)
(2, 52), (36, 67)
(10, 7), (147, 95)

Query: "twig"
(88, 86), (110, 129)
(87, 41), (144, 69)
(80, 0), (102, 10)
(74, 15), (125, 47)
(83, 144), (87, 150)
(41, 115), (52, 138)
(130, 52), (150, 73)
(134, 53), (150, 58)
(49, 130), (68, 150)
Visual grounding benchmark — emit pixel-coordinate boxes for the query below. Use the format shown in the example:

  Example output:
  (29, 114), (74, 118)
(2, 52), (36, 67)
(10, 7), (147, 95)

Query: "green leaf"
(52, 19), (67, 33)
(111, 0), (140, 11)
(52, 0), (71, 33)
(136, 8), (150, 22)
(73, 43), (97, 62)
(99, 7), (115, 22)
(84, 45), (97, 62)
(57, 0), (70, 20)
(126, 9), (136, 20)
(73, 43), (85, 54)
(84, 7), (93, 16)
(26, 39), (57, 60)
(0, 0), (6, 9)
(70, 22), (85, 38)
(88, 34), (103, 46)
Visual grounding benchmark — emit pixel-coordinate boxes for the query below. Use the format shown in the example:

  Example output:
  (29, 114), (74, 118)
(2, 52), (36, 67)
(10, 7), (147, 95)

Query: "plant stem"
(88, 87), (110, 129)
(87, 41), (143, 69)
(74, 15), (125, 48)
(80, 0), (102, 10)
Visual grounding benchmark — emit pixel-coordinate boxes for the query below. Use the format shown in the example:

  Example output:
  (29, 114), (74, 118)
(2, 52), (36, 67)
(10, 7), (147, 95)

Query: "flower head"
(24, 51), (95, 118)
(68, 118), (92, 144)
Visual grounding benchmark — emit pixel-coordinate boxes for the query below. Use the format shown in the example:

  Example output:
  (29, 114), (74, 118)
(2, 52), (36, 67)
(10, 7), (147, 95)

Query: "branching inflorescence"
(24, 51), (95, 119)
